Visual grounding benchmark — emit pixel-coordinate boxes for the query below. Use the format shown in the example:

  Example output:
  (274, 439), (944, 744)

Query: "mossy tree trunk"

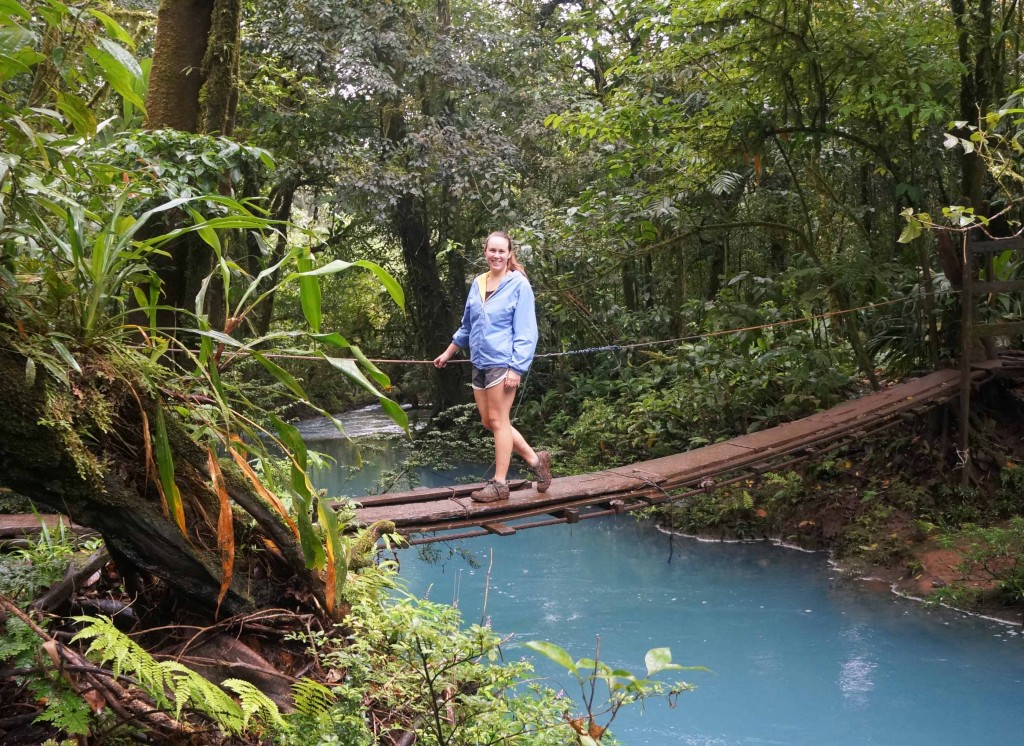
(0, 330), (327, 621)
(381, 92), (465, 411)
(144, 0), (244, 330)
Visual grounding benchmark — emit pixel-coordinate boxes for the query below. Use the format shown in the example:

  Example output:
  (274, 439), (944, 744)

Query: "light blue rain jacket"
(452, 270), (538, 374)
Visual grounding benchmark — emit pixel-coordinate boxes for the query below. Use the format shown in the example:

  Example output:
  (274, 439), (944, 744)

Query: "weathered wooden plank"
(557, 508), (581, 524)
(970, 280), (1024, 295)
(969, 236), (1024, 254)
(482, 522), (516, 536)
(355, 476), (642, 526)
(0, 514), (89, 540)
(334, 479), (528, 508)
(351, 369), (980, 533)
(975, 322), (1024, 338)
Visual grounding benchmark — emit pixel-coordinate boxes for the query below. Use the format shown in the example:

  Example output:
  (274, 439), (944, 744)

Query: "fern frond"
(291, 677), (337, 719)
(709, 170), (744, 196)
(34, 688), (92, 735)
(71, 615), (170, 703)
(223, 679), (287, 731)
(71, 615), (287, 737)
(161, 661), (244, 730)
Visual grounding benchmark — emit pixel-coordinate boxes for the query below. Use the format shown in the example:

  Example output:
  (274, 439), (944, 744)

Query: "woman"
(433, 231), (552, 502)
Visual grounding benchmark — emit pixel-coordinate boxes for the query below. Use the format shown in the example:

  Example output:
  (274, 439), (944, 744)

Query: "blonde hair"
(485, 230), (527, 277)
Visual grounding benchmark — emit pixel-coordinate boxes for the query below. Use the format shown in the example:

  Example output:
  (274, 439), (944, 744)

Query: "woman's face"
(484, 235), (511, 272)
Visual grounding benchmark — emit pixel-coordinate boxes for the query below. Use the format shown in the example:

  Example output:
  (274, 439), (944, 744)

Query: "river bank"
(653, 378), (1024, 625)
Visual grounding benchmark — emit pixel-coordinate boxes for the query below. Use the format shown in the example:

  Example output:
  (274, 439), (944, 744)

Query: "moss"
(350, 521), (398, 570)
(37, 389), (101, 483)
(197, 0), (241, 135)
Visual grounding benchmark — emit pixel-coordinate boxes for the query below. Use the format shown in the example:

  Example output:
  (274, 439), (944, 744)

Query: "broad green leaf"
(294, 259), (404, 311)
(195, 271), (214, 319)
(0, 24), (35, 56)
(85, 43), (145, 111)
(154, 405), (186, 534)
(379, 397), (409, 436)
(187, 208), (222, 253)
(321, 354), (382, 397)
(317, 500), (349, 611)
(349, 345), (390, 388)
(56, 92), (96, 137)
(0, 0), (31, 20)
(94, 35), (142, 78)
(295, 501), (325, 570)
(271, 414), (307, 468)
(313, 361), (404, 435)
(187, 328), (243, 348)
(296, 250), (322, 333)
(270, 414), (312, 501)
(897, 220), (921, 244)
(645, 647), (684, 677)
(311, 332), (350, 348)
(11, 114), (48, 165)
(87, 7), (135, 47)
(50, 338), (81, 374)
(524, 640), (577, 675)
(0, 52), (34, 82)
(251, 351), (308, 401)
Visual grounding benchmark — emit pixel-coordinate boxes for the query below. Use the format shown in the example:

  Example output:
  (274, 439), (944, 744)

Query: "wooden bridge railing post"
(959, 232), (973, 488)
(961, 231), (1024, 487)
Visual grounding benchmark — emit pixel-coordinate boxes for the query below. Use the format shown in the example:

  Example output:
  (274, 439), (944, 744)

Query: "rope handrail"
(216, 287), (956, 365)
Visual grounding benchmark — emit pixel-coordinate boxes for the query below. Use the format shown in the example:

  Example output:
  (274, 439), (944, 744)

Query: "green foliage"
(762, 471), (806, 508)
(927, 583), (985, 610)
(309, 571), (571, 746)
(73, 615), (295, 736)
(535, 294), (855, 473)
(0, 0), (416, 624)
(0, 518), (78, 601)
(0, 589), (96, 737)
(664, 485), (766, 540)
(939, 517), (1024, 604)
(525, 639), (702, 745)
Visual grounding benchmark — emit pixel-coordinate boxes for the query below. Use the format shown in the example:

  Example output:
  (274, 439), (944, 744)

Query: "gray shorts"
(472, 366), (509, 390)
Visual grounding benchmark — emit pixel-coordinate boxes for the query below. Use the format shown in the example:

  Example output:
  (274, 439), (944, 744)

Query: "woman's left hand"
(505, 370), (521, 389)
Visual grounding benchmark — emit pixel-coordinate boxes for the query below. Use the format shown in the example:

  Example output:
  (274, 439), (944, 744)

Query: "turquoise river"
(301, 408), (1024, 746)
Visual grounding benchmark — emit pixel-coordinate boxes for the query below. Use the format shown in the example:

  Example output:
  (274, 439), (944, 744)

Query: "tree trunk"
(951, 0), (997, 208)
(144, 0), (243, 331)
(706, 236), (726, 300)
(394, 192), (465, 410)
(197, 0), (242, 136)
(146, 0), (214, 132)
(252, 180), (297, 336)
(379, 50), (464, 410)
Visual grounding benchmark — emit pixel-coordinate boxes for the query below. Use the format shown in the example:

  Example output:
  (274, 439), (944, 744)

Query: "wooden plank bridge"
(3, 360), (1021, 548)
(349, 366), (1005, 545)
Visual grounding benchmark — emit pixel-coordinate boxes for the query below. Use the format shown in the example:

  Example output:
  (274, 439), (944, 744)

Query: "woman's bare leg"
(479, 384), (537, 482)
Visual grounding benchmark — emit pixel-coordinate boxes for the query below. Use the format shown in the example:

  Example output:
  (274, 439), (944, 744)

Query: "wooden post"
(958, 232), (972, 488)
(960, 232), (1024, 488)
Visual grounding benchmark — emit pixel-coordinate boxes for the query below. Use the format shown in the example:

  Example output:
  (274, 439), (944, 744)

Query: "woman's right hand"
(433, 351), (450, 368)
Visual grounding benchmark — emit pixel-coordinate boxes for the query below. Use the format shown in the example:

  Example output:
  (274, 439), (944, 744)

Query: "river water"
(303, 409), (1024, 745)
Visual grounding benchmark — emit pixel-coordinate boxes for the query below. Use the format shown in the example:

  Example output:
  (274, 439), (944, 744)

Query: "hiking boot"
(470, 480), (510, 503)
(532, 450), (552, 493)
